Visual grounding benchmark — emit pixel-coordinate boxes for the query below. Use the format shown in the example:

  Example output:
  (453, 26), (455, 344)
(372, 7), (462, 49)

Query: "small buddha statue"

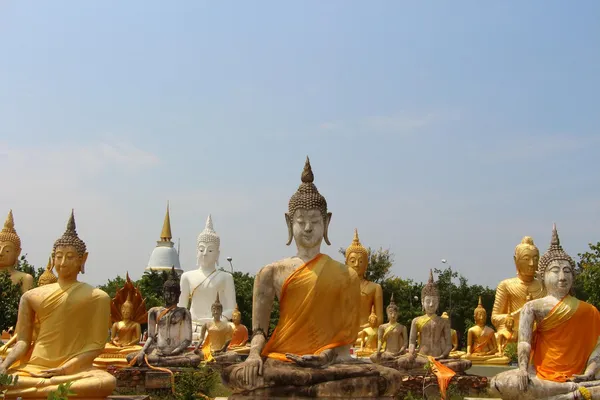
(222, 157), (402, 397)
(441, 312), (465, 359)
(390, 270), (472, 374)
(0, 210), (116, 399)
(345, 229), (383, 331)
(496, 313), (516, 356)
(492, 236), (545, 338)
(491, 224), (600, 400)
(178, 215), (236, 341)
(0, 210), (33, 293)
(127, 267), (201, 368)
(227, 304), (249, 354)
(355, 306), (379, 357)
(462, 297), (509, 365)
(370, 295), (407, 363)
(38, 257), (58, 286)
(94, 274), (147, 368)
(194, 293), (239, 362)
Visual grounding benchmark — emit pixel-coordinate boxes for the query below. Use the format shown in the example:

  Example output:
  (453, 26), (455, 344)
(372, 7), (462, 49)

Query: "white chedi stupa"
(146, 202), (182, 273)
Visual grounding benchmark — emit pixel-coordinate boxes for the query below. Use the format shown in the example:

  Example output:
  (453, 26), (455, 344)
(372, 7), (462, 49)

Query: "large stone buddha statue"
(492, 236), (545, 338)
(0, 210), (116, 399)
(222, 157), (402, 398)
(0, 210), (33, 293)
(127, 267), (201, 368)
(178, 215), (236, 341)
(345, 229), (383, 330)
(462, 297), (509, 365)
(491, 224), (600, 400)
(381, 270), (471, 374)
(94, 274), (147, 368)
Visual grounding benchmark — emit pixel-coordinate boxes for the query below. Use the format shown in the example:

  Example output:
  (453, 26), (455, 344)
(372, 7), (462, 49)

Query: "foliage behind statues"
(577, 241), (600, 307)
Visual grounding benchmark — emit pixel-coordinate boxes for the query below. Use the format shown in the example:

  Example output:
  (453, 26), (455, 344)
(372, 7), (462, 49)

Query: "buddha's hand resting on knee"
(239, 355), (263, 387)
(516, 369), (529, 391)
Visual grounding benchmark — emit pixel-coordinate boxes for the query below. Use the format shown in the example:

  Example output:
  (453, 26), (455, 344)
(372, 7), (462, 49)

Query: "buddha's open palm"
(29, 367), (65, 378)
(239, 356), (263, 387)
(286, 353), (329, 368)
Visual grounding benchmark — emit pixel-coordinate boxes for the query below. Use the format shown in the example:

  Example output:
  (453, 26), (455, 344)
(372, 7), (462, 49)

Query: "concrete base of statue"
(222, 358), (403, 397)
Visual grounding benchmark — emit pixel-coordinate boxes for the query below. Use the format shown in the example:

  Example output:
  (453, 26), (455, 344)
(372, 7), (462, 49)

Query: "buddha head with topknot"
(197, 215), (220, 268)
(163, 266), (181, 306)
(38, 256), (58, 286)
(0, 210), (22, 269)
(345, 229), (369, 278)
(538, 224), (576, 296)
(513, 236), (540, 282)
(285, 156), (332, 248)
(211, 292), (223, 320)
(421, 269), (439, 315)
(474, 296), (487, 326)
(52, 210), (88, 280)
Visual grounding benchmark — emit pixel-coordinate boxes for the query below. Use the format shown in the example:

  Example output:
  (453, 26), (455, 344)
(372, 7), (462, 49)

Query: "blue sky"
(1, 1), (599, 289)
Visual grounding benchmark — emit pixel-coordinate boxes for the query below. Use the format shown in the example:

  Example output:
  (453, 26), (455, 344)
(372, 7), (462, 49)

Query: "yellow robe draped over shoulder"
(261, 254), (360, 362)
(11, 282), (111, 375)
(533, 295), (600, 382)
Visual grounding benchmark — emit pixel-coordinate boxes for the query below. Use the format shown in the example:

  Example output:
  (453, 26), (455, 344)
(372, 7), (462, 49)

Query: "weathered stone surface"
(223, 358), (403, 397)
(108, 396), (150, 400)
(145, 372), (172, 389)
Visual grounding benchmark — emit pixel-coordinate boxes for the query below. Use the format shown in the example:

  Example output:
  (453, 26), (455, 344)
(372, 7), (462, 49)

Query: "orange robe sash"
(472, 326), (494, 353)
(261, 254), (360, 361)
(533, 296), (600, 382)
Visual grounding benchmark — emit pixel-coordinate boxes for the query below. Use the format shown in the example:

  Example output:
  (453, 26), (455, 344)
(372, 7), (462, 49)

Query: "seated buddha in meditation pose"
(194, 293), (237, 362)
(222, 157), (402, 398)
(0, 210), (33, 293)
(491, 224), (600, 400)
(227, 305), (249, 354)
(462, 297), (509, 365)
(371, 295), (407, 363)
(441, 312), (465, 359)
(178, 215), (236, 341)
(0, 210), (116, 399)
(388, 270), (471, 374)
(492, 236), (545, 339)
(127, 267), (201, 368)
(94, 273), (147, 368)
(345, 229), (383, 331)
(496, 312), (516, 356)
(356, 306), (379, 357)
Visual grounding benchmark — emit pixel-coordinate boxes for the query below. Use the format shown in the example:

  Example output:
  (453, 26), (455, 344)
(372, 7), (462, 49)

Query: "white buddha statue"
(178, 215), (236, 341)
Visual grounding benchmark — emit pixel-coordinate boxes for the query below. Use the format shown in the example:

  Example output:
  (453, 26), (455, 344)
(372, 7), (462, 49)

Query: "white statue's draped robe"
(178, 267), (236, 341)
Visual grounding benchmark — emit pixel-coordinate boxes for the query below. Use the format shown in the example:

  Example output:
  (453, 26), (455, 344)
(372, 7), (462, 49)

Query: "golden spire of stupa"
(160, 201), (172, 242)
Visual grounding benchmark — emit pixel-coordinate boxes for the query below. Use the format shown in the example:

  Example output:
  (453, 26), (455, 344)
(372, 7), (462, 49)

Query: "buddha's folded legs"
(223, 358), (403, 397)
(385, 354), (471, 374)
(125, 351), (201, 368)
(490, 369), (583, 400)
(3, 368), (116, 399)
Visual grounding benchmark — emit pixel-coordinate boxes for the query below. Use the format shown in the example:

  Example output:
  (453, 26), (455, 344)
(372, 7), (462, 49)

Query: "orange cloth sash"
(533, 296), (600, 382)
(228, 324), (248, 349)
(261, 254), (360, 361)
(427, 356), (456, 400)
(472, 326), (494, 353)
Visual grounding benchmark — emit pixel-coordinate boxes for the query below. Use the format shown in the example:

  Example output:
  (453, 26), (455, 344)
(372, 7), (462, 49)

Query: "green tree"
(97, 275), (127, 299)
(232, 271), (254, 329)
(14, 255), (44, 287)
(0, 271), (21, 332)
(136, 270), (170, 309)
(578, 242), (600, 307)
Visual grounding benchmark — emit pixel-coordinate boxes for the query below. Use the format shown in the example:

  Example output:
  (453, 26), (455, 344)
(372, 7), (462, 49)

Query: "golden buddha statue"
(223, 157), (402, 397)
(371, 295), (407, 363)
(492, 236), (545, 338)
(227, 304), (249, 354)
(0, 210), (116, 399)
(491, 224), (600, 399)
(194, 293), (238, 362)
(0, 257), (57, 360)
(356, 306), (379, 357)
(0, 210), (33, 293)
(441, 312), (465, 359)
(462, 297), (509, 365)
(94, 273), (147, 368)
(496, 313), (516, 356)
(345, 229), (383, 331)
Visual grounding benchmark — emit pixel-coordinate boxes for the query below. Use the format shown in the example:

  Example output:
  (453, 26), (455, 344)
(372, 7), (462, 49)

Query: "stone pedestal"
(107, 367), (173, 393)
